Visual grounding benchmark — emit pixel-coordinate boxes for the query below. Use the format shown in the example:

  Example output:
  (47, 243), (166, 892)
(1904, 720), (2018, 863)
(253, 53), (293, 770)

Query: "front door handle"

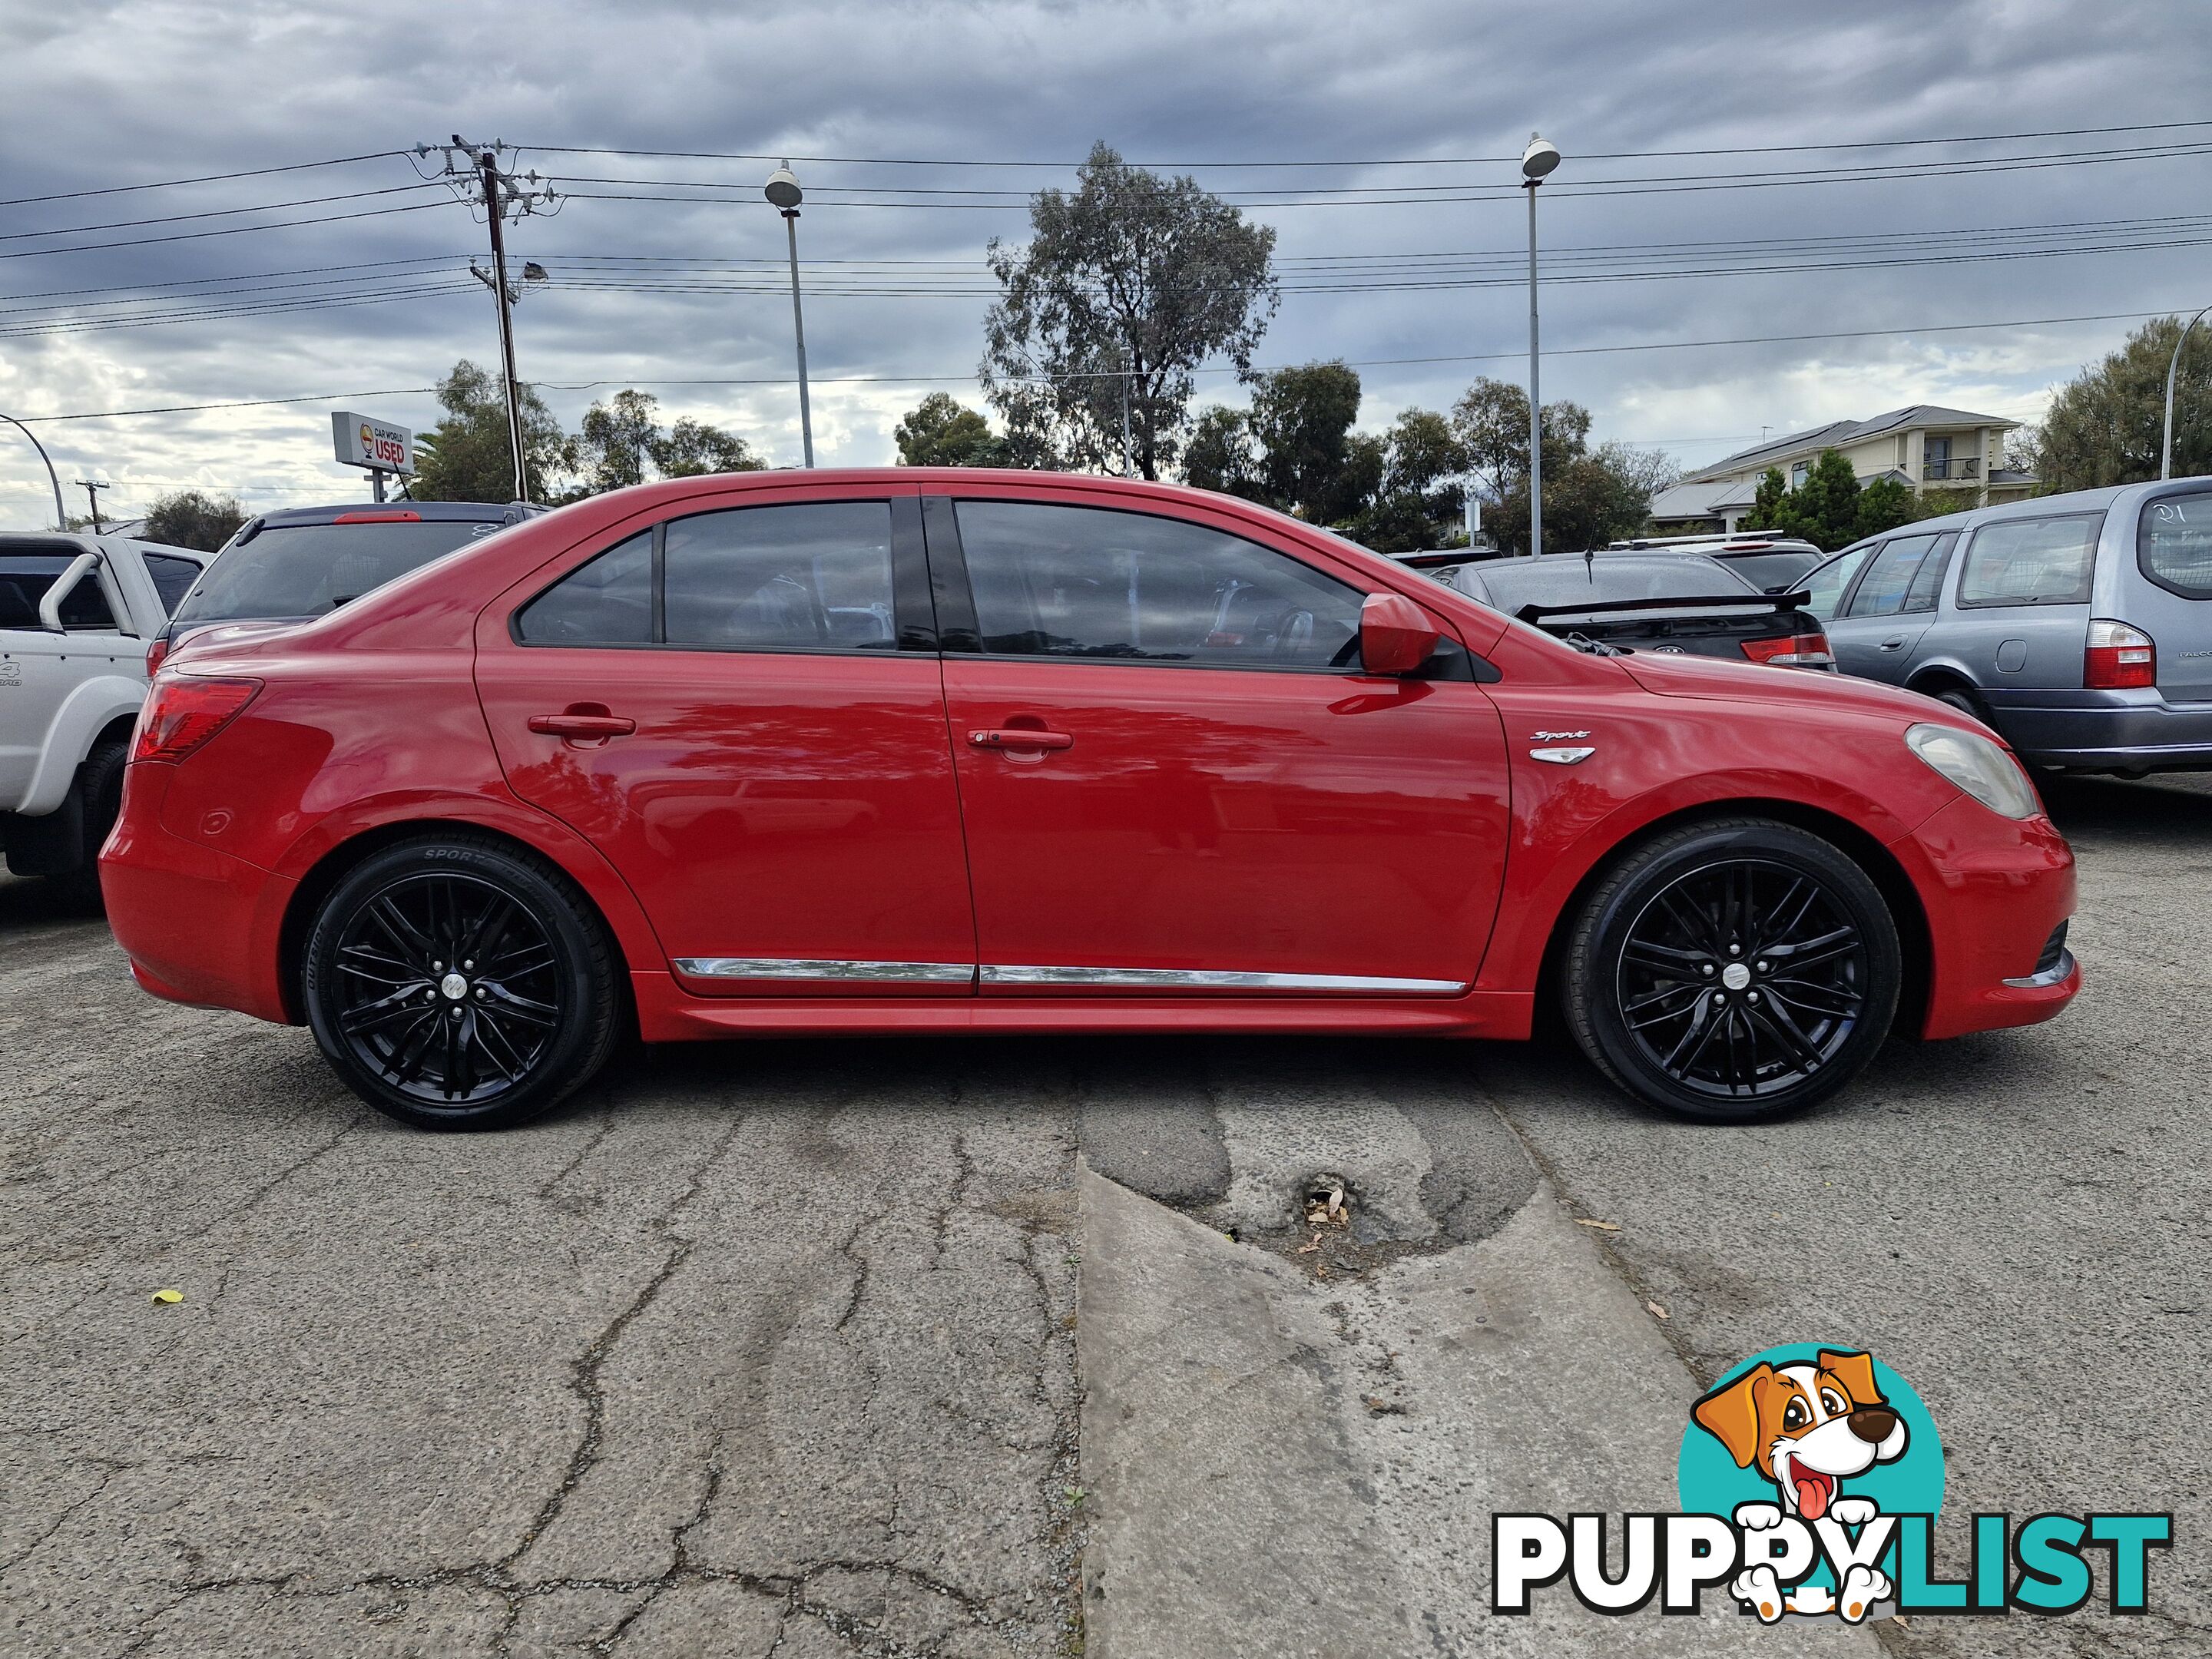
(1879, 637), (1909, 651)
(529, 710), (637, 740)
(968, 727), (1074, 753)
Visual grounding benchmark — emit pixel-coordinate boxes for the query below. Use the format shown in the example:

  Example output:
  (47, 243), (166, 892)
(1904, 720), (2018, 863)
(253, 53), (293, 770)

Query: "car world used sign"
(331, 410), (416, 475)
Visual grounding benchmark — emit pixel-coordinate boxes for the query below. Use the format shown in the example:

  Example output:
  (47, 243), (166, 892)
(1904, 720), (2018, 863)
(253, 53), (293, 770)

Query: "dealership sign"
(331, 411), (415, 475)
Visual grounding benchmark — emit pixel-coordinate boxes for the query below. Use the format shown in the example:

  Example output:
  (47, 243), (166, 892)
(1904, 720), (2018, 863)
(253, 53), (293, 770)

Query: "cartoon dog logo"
(1692, 1349), (1909, 1621)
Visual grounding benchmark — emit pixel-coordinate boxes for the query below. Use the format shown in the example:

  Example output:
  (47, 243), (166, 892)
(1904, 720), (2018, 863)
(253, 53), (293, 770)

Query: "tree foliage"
(981, 143), (1278, 480)
(2026, 314), (2212, 492)
(572, 389), (760, 495)
(1449, 377), (1673, 555)
(893, 393), (1008, 467)
(1737, 449), (1950, 549)
(409, 361), (575, 504)
(142, 488), (247, 551)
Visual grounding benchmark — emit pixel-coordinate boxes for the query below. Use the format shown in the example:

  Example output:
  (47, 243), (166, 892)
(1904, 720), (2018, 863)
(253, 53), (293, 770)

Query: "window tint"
(1902, 532), (1957, 611)
(0, 555), (116, 631)
(1844, 534), (1943, 618)
(1718, 550), (1821, 593)
(1958, 515), (2101, 608)
(2140, 492), (2212, 599)
(1799, 547), (1873, 621)
(515, 531), (654, 644)
(142, 553), (203, 614)
(663, 502), (894, 651)
(955, 500), (1362, 668)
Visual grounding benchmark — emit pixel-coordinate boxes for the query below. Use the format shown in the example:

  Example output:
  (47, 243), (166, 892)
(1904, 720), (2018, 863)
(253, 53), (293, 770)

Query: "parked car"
(1602, 533), (1828, 594)
(151, 499), (543, 672)
(1798, 478), (2212, 773)
(1, 533), (204, 888)
(1435, 552), (1835, 670)
(103, 470), (2076, 1131)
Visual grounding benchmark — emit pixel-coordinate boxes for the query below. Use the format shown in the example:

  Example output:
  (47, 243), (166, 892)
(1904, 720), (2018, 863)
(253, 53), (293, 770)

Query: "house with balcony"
(1647, 405), (2038, 532)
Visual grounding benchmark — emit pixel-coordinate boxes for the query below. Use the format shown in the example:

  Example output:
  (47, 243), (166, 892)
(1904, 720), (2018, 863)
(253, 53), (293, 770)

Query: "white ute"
(0, 533), (204, 889)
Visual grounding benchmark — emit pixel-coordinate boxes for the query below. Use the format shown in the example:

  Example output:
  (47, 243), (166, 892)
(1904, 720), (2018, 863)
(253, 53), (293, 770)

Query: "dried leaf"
(1645, 1300), (1669, 1320)
(1295, 1232), (1323, 1254)
(150, 1288), (184, 1306)
(1575, 1219), (1621, 1232)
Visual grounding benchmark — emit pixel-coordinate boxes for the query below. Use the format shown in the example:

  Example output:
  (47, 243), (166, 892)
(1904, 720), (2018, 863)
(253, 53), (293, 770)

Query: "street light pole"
(1521, 134), (1561, 558)
(0, 410), (68, 529)
(476, 149), (530, 502)
(765, 164), (816, 467)
(2162, 302), (2212, 481)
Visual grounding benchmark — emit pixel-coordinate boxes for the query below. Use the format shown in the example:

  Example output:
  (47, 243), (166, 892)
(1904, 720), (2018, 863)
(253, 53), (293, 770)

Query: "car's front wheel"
(303, 835), (621, 1130)
(1562, 818), (1900, 1121)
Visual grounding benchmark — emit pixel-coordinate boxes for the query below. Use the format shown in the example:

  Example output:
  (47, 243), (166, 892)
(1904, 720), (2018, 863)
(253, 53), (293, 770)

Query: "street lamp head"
(764, 163), (803, 211)
(1521, 133), (1561, 183)
(522, 262), (548, 282)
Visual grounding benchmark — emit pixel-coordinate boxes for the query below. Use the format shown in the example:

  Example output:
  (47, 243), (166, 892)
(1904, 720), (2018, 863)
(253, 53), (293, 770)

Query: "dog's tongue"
(1796, 1475), (1830, 1520)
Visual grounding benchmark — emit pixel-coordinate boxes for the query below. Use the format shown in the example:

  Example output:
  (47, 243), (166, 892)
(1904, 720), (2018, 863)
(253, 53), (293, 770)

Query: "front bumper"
(1981, 689), (2212, 772)
(1893, 792), (2079, 1040)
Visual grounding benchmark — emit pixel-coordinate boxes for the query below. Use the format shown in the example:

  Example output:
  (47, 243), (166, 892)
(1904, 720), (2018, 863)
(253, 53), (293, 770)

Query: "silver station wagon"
(1800, 478), (2212, 774)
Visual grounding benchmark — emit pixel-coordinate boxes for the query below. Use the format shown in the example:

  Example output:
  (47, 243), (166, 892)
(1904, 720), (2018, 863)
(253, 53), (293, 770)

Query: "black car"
(151, 500), (543, 671)
(1430, 552), (1836, 670)
(1599, 534), (1827, 594)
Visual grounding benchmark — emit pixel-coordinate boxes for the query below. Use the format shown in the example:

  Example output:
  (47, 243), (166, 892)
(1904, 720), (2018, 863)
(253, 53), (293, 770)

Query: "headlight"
(1904, 723), (2040, 820)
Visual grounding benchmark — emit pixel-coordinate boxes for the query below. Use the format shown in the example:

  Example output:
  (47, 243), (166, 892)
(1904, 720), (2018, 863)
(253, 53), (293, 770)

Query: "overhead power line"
(0, 182), (454, 244)
(0, 150), (410, 209)
(12, 306), (2179, 424)
(0, 199), (462, 263)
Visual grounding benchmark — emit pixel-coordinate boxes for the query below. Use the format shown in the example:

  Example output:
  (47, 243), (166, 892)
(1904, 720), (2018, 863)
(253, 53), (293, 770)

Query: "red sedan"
(101, 470), (2078, 1130)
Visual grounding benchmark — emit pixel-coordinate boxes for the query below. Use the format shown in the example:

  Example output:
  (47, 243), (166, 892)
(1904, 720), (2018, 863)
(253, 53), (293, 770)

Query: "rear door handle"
(529, 712), (636, 739)
(1879, 637), (1909, 651)
(968, 727), (1074, 752)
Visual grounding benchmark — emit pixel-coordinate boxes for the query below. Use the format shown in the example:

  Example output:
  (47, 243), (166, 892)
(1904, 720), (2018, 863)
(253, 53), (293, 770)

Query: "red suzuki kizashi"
(101, 470), (2078, 1129)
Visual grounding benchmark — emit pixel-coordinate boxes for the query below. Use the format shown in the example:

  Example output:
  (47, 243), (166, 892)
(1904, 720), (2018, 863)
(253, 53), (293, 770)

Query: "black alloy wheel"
(1564, 818), (1900, 1121)
(303, 836), (621, 1130)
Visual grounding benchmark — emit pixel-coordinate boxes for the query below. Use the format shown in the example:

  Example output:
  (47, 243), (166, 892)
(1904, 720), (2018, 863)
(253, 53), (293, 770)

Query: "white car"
(0, 533), (204, 889)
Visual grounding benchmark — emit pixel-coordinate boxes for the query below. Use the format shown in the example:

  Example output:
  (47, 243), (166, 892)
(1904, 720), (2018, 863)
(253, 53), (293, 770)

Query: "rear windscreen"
(2140, 492), (2212, 599)
(1719, 551), (1821, 592)
(1474, 558), (1757, 611)
(171, 519), (496, 627)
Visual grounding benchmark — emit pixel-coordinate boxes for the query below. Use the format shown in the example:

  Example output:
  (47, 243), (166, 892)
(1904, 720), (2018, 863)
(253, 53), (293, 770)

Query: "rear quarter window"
(2139, 492), (2212, 599)
(1957, 514), (2102, 608)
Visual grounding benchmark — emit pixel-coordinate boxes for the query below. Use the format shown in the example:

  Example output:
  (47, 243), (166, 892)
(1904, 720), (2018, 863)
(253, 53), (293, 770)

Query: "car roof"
(250, 501), (540, 527)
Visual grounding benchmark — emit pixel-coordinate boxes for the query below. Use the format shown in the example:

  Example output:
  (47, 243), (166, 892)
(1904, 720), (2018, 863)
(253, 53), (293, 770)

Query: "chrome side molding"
(672, 958), (977, 983)
(980, 965), (1467, 994)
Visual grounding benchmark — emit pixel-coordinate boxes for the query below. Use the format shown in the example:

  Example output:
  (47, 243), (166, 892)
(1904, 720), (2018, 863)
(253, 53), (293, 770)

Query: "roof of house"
(1683, 406), (2021, 482)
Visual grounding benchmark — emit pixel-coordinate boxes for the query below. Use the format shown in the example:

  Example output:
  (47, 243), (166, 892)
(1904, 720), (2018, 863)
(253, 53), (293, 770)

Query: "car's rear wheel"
(303, 836), (621, 1130)
(1562, 818), (1900, 1121)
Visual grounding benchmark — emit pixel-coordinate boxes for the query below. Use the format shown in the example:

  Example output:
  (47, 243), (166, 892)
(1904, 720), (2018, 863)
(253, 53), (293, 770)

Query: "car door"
(1825, 531), (1955, 682)
(929, 492), (1512, 995)
(474, 485), (980, 995)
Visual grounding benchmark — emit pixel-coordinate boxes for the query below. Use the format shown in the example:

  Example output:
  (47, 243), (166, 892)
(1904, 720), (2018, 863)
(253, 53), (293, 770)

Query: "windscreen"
(1472, 557), (1758, 611)
(171, 519), (496, 627)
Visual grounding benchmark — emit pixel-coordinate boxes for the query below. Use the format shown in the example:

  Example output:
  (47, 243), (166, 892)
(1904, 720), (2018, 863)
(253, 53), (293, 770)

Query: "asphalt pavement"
(2, 771), (2205, 1657)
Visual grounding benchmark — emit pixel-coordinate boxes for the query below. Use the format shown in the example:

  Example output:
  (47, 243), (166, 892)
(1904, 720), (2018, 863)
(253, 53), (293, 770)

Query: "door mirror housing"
(1359, 591), (1442, 676)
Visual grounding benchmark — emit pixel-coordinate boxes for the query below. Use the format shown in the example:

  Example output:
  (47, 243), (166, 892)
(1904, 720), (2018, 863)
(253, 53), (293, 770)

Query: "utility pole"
(75, 477), (109, 533)
(1120, 346), (1134, 478)
(417, 137), (558, 501)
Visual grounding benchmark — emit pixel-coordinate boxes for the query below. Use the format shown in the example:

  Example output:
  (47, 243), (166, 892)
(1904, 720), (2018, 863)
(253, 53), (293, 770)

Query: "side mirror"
(37, 550), (101, 634)
(1359, 591), (1442, 676)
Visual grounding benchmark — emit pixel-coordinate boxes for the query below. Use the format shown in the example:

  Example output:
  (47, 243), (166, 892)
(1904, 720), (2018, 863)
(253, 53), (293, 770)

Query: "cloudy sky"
(2, 0), (2209, 526)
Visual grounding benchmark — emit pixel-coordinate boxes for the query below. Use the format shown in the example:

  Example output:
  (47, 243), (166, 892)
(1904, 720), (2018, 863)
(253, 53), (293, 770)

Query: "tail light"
(2084, 619), (2155, 689)
(1741, 631), (1835, 668)
(144, 636), (171, 677)
(131, 676), (260, 763)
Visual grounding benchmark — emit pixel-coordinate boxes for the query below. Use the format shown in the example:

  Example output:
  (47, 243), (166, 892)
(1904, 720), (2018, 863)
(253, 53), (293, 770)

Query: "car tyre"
(1929, 687), (1982, 720)
(1562, 817), (1900, 1122)
(55, 737), (127, 906)
(303, 834), (621, 1131)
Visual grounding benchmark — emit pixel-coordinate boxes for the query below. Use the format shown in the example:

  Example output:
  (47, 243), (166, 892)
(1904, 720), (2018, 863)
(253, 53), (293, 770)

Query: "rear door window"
(1844, 534), (1943, 618)
(664, 502), (895, 651)
(1902, 532), (1958, 611)
(1958, 515), (2101, 608)
(141, 553), (204, 614)
(515, 532), (654, 644)
(954, 499), (1363, 669)
(2139, 492), (2212, 598)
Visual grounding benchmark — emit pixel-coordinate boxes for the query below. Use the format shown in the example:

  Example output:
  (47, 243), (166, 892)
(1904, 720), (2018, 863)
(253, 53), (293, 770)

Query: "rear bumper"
(1892, 793), (2079, 1041)
(1981, 690), (2212, 771)
(100, 775), (293, 1023)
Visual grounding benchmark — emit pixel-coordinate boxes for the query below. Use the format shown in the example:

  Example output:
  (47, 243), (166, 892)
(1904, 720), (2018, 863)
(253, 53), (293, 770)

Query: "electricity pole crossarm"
(417, 137), (557, 501)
